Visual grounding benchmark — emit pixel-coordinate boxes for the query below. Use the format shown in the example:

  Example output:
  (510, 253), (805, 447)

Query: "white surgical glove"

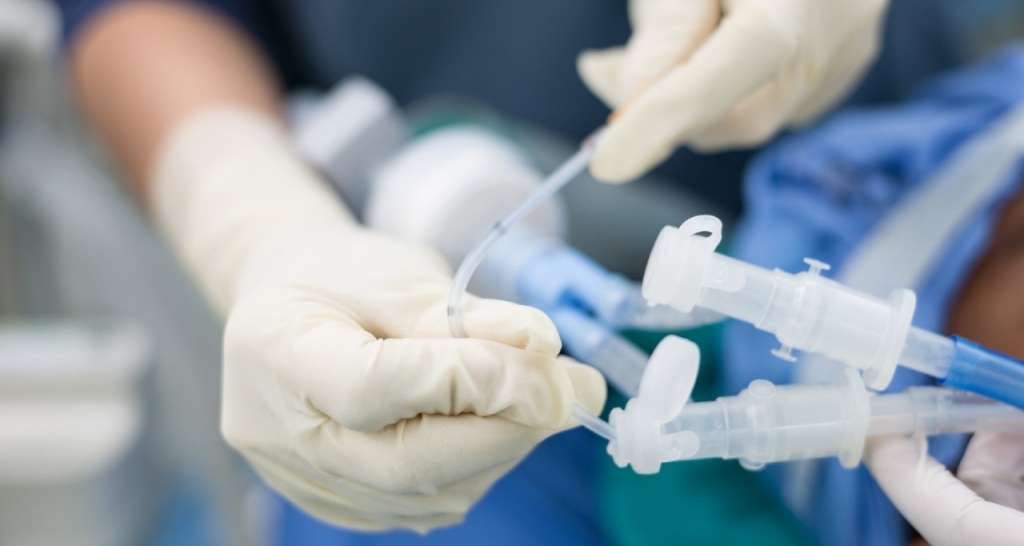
(150, 107), (607, 531)
(865, 431), (1024, 546)
(578, 0), (888, 182)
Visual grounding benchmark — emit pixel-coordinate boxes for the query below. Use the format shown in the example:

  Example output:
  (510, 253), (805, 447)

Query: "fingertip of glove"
(589, 161), (635, 184)
(589, 139), (643, 184)
(559, 357), (608, 418)
(577, 47), (626, 109)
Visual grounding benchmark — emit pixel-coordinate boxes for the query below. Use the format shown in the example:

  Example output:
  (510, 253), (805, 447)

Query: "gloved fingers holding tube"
(578, 0), (888, 182)
(864, 432), (1024, 546)
(156, 107), (607, 531)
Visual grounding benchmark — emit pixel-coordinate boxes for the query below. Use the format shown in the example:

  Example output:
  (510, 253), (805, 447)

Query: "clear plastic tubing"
(445, 128), (613, 440)
(898, 327), (955, 378)
(605, 286), (725, 331)
(548, 306), (649, 397)
(659, 385), (1024, 467)
(447, 130), (600, 338)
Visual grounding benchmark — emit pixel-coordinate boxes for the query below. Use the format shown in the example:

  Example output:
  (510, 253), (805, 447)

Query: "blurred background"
(1, 1), (1023, 545)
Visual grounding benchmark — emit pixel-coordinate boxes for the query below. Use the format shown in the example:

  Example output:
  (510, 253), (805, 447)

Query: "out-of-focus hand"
(150, 107), (607, 531)
(865, 431), (1024, 546)
(578, 0), (887, 182)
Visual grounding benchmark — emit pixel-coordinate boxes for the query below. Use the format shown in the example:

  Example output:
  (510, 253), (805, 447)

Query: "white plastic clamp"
(642, 215), (724, 312)
(608, 336), (701, 474)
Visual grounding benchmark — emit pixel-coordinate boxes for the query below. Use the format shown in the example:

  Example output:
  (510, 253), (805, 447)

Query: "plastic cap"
(642, 216), (722, 311)
(636, 335), (699, 421)
(608, 335), (701, 474)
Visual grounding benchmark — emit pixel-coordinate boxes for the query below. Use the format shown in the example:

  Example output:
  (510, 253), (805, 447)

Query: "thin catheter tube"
(574, 405), (616, 441)
(446, 134), (599, 337)
(445, 128), (609, 437)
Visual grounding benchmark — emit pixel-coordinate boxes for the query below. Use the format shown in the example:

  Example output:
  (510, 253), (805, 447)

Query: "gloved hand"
(865, 431), (1024, 546)
(150, 107), (607, 531)
(578, 0), (888, 182)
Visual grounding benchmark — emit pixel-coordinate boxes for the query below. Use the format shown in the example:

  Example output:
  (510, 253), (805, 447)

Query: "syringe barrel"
(663, 379), (868, 466)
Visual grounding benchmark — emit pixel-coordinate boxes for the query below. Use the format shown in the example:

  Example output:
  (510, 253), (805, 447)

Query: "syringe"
(642, 215), (1024, 410)
(606, 336), (1024, 474)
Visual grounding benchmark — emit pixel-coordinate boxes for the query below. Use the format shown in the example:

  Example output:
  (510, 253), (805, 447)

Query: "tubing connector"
(608, 336), (701, 474)
(642, 215), (723, 312)
(941, 337), (1024, 411)
(642, 215), (918, 391)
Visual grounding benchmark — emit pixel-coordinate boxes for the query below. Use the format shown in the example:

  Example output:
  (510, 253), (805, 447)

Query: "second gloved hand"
(578, 0), (887, 182)
(865, 431), (1024, 546)
(151, 107), (607, 531)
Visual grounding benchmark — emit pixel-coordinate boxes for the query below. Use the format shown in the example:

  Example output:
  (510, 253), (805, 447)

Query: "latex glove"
(865, 431), (1024, 546)
(150, 107), (607, 531)
(578, 0), (887, 182)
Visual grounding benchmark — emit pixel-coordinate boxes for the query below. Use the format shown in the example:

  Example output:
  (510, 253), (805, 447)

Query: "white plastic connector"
(608, 336), (701, 474)
(642, 215), (918, 391)
(861, 289), (916, 390)
(770, 259), (829, 363)
(730, 367), (871, 470)
(642, 215), (723, 312)
(836, 368), (872, 468)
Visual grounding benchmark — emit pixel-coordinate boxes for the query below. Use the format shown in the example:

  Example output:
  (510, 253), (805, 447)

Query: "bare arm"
(68, 1), (282, 196)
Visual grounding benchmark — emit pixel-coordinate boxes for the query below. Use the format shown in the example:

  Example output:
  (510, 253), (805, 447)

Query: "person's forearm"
(68, 1), (354, 312)
(69, 1), (282, 196)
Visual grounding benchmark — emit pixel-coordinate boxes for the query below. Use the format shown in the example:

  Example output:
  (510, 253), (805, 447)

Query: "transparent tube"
(447, 131), (600, 338)
(658, 385), (1024, 466)
(574, 405), (616, 441)
(547, 306), (649, 397)
(603, 285), (725, 331)
(445, 128), (606, 436)
(576, 329), (648, 398)
(898, 327), (955, 378)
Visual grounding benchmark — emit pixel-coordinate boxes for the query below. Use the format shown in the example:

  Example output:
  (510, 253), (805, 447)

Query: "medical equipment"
(446, 131), (600, 338)
(643, 215), (1024, 411)
(441, 130), (624, 434)
(293, 80), (711, 396)
(0, 320), (157, 546)
(605, 335), (1024, 474)
(476, 229), (718, 395)
(293, 78), (1024, 475)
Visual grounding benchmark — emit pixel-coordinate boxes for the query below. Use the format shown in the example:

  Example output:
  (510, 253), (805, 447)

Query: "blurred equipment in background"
(0, 320), (155, 546)
(0, 1), (253, 544)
